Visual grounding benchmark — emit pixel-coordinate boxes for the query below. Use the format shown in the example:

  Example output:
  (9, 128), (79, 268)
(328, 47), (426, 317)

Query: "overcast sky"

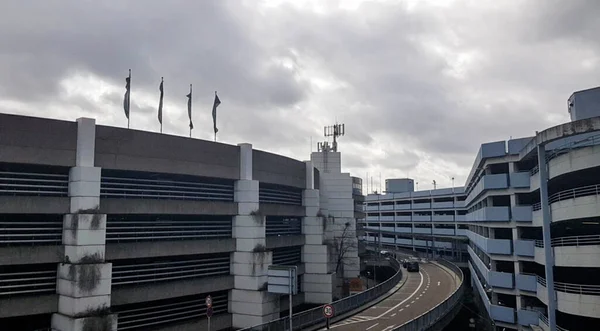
(1, 0), (598, 191)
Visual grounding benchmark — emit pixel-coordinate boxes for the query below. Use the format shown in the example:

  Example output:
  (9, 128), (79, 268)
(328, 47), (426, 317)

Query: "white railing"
(537, 276), (600, 296)
(101, 176), (234, 202)
(531, 133), (600, 175)
(0, 171), (68, 196)
(0, 269), (56, 297)
(551, 235), (600, 247)
(532, 183), (600, 211)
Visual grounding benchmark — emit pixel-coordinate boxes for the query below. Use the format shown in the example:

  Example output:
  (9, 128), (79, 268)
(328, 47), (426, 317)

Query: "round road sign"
(206, 295), (212, 308)
(323, 304), (334, 318)
(206, 307), (214, 318)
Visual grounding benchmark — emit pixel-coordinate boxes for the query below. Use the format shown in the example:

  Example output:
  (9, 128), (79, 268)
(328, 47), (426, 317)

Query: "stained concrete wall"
(95, 125), (240, 179)
(253, 149), (306, 188)
(0, 113), (77, 166)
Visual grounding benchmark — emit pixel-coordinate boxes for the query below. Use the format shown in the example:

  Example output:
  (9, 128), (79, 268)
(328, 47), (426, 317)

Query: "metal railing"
(532, 183), (600, 211)
(539, 313), (570, 331)
(112, 255), (230, 286)
(259, 184), (303, 206)
(272, 246), (302, 266)
(106, 216), (232, 242)
(537, 276), (600, 296)
(0, 215), (63, 245)
(392, 259), (464, 331)
(551, 235), (600, 247)
(101, 175), (234, 202)
(266, 217), (302, 236)
(534, 240), (544, 248)
(0, 170), (68, 196)
(0, 266), (56, 297)
(116, 291), (228, 330)
(240, 257), (403, 331)
(530, 133), (600, 175)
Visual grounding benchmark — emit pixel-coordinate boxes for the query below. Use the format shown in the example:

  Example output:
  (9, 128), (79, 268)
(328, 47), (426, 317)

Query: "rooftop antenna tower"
(319, 122), (345, 152)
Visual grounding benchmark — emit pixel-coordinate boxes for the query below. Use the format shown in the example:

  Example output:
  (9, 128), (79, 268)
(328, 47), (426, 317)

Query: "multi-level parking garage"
(360, 91), (600, 331)
(465, 117), (600, 331)
(0, 113), (360, 331)
(363, 182), (468, 262)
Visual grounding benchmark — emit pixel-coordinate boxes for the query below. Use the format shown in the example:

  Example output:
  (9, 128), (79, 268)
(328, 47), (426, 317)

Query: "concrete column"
(230, 143), (279, 328)
(302, 161), (334, 303)
(52, 118), (116, 331)
(538, 144), (557, 331)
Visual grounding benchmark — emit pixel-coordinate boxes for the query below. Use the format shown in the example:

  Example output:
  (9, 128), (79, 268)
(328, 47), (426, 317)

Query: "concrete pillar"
(52, 118), (116, 331)
(229, 143), (279, 328)
(302, 161), (334, 303)
(538, 144), (557, 331)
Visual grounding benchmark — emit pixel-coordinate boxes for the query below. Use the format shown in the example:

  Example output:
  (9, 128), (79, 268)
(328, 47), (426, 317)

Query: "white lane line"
(406, 304), (411, 307)
(398, 308), (404, 312)
(438, 281), (441, 286)
(366, 323), (379, 330)
(391, 313), (397, 317)
(376, 271), (425, 318)
(411, 300), (415, 304)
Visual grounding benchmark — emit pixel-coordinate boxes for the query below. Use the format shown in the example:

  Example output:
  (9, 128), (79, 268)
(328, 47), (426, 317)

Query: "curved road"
(323, 262), (458, 331)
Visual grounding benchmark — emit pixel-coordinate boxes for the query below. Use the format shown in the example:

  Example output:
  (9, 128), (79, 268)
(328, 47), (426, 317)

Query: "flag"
(187, 84), (193, 130)
(212, 92), (221, 134)
(158, 78), (164, 125)
(123, 69), (131, 120)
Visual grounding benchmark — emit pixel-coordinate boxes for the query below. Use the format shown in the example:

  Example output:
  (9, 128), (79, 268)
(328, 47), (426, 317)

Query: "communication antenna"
(324, 123), (345, 152)
(432, 180), (437, 190)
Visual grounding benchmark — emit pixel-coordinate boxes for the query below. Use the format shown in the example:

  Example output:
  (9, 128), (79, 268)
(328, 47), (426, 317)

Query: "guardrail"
(537, 276), (600, 296)
(391, 259), (465, 331)
(540, 313), (570, 331)
(532, 183), (600, 211)
(530, 133), (600, 175)
(240, 256), (402, 331)
(534, 235), (600, 248)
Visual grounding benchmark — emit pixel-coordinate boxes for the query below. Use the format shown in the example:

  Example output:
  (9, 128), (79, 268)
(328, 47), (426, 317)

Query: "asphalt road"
(322, 262), (457, 331)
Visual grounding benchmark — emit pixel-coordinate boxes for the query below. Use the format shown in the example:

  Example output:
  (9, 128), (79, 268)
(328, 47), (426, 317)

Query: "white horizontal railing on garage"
(531, 133), (600, 175)
(101, 176), (234, 202)
(272, 246), (302, 266)
(551, 235), (600, 247)
(0, 268), (56, 297)
(0, 217), (63, 245)
(532, 183), (600, 211)
(106, 218), (232, 242)
(115, 292), (228, 331)
(0, 171), (68, 196)
(259, 185), (303, 205)
(537, 276), (600, 296)
(111, 255), (230, 286)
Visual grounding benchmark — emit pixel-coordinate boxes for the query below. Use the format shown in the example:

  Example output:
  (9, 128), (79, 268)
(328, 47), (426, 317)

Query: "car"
(407, 261), (419, 272)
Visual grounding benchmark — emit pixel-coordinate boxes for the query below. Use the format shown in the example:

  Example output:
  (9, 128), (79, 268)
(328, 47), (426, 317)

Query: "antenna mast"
(319, 122), (345, 152)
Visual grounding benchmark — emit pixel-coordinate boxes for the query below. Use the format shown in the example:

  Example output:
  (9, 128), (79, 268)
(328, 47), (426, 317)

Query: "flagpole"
(214, 91), (217, 142)
(189, 84), (193, 138)
(127, 69), (131, 129)
(160, 77), (163, 134)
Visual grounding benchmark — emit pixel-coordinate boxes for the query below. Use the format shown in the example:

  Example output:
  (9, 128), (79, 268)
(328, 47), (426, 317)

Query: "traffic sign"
(206, 307), (214, 318)
(206, 295), (212, 308)
(323, 304), (334, 318)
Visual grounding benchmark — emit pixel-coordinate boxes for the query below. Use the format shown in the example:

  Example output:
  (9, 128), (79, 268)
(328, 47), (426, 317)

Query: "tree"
(326, 220), (358, 278)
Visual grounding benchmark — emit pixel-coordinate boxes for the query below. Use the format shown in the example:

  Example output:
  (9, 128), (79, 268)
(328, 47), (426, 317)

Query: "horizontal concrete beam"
(154, 313), (232, 331)
(260, 203), (305, 217)
(0, 293), (57, 318)
(111, 275), (233, 306)
(106, 239), (236, 260)
(0, 245), (63, 265)
(265, 235), (305, 249)
(100, 198), (237, 215)
(0, 196), (69, 214)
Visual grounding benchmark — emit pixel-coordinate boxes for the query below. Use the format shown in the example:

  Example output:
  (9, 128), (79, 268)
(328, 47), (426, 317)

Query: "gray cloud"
(0, 0), (598, 190)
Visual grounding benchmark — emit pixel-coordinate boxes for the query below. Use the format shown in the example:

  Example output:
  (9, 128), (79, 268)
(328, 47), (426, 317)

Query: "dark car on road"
(407, 261), (419, 272)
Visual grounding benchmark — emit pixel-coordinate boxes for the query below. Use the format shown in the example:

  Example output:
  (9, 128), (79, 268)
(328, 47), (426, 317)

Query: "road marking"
(391, 313), (397, 317)
(366, 323), (379, 330)
(438, 281), (441, 286)
(406, 304), (410, 307)
(376, 271), (424, 318)
(416, 297), (420, 300)
(398, 308), (404, 312)
(382, 325), (397, 331)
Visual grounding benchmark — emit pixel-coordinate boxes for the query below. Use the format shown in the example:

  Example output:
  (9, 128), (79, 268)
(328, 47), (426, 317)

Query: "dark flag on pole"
(123, 69), (131, 127)
(187, 84), (193, 130)
(212, 91), (221, 135)
(158, 77), (164, 132)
